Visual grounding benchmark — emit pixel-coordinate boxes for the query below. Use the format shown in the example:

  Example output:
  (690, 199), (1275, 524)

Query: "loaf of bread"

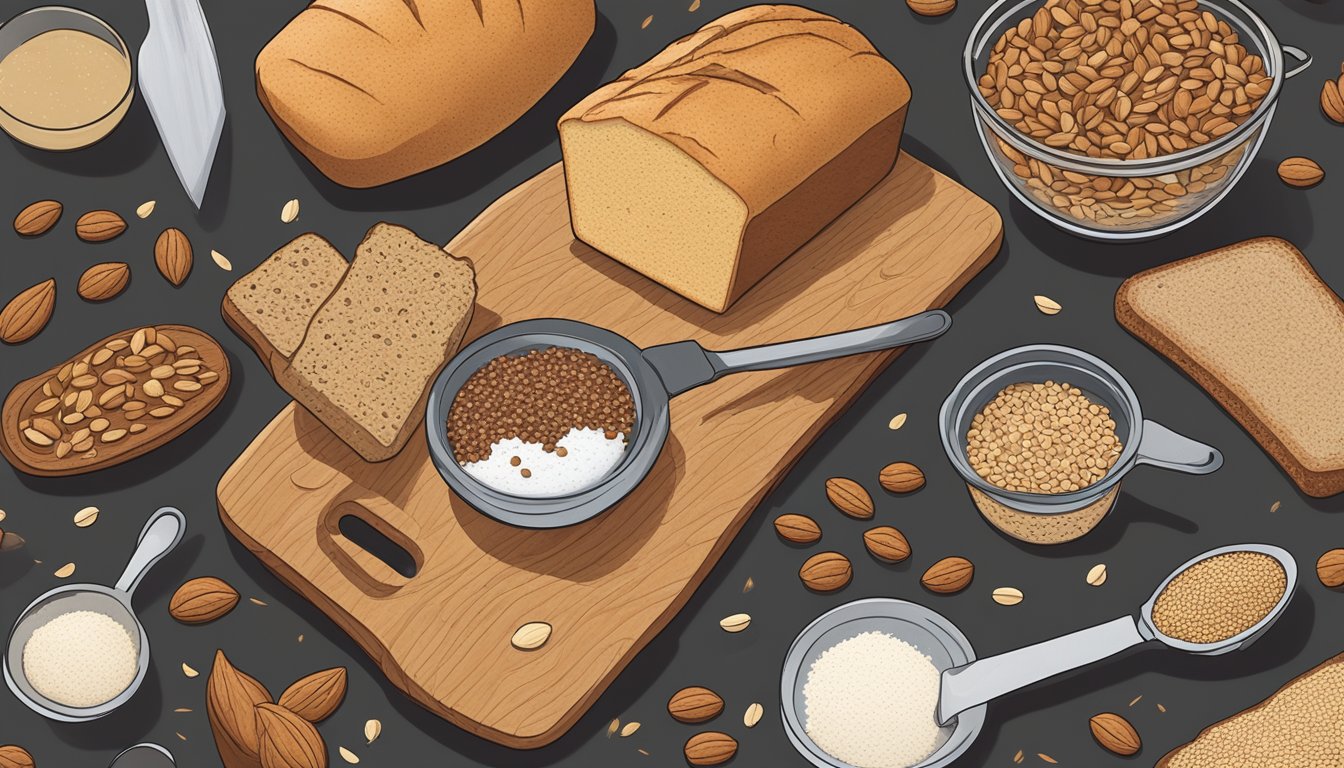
(256, 0), (595, 188)
(275, 224), (477, 462)
(558, 5), (911, 312)
(222, 233), (348, 374)
(1156, 651), (1344, 767)
(1116, 237), (1344, 497)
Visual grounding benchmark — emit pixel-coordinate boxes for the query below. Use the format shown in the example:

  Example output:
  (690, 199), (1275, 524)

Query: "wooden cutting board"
(217, 154), (1002, 748)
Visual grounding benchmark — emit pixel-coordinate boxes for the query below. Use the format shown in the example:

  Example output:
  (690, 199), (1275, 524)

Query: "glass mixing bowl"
(963, 0), (1311, 241)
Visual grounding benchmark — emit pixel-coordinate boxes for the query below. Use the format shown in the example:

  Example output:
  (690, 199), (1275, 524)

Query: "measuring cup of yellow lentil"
(938, 345), (1222, 544)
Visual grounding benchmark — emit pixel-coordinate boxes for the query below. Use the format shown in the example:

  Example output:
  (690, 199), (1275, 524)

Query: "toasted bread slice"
(1116, 237), (1344, 496)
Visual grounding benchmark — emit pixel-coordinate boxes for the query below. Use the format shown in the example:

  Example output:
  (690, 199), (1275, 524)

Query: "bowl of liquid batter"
(0, 6), (134, 150)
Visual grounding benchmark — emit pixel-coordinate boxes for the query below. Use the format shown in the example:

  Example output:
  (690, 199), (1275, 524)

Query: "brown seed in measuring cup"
(966, 380), (1123, 494)
(1152, 551), (1285, 644)
(445, 346), (635, 497)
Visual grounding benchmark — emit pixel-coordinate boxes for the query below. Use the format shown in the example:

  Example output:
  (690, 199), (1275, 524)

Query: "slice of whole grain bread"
(276, 222), (476, 462)
(221, 233), (348, 374)
(1115, 237), (1344, 497)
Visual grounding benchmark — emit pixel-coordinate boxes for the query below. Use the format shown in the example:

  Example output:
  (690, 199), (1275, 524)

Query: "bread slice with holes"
(222, 233), (349, 374)
(1116, 237), (1344, 497)
(276, 223), (477, 462)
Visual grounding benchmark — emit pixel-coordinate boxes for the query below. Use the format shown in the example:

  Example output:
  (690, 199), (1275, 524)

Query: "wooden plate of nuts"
(1, 325), (229, 476)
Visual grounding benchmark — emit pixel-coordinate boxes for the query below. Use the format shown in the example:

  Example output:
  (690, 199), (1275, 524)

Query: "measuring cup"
(781, 544), (1296, 768)
(939, 345), (1223, 544)
(110, 744), (175, 767)
(427, 310), (952, 528)
(4, 507), (185, 721)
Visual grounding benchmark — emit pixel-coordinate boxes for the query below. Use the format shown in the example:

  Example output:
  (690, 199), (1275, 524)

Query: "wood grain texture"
(217, 154), (1001, 748)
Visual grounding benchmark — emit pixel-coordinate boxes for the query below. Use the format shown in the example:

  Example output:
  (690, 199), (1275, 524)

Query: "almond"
(170, 577), (240, 624)
(668, 686), (724, 724)
(257, 703), (327, 768)
(78, 262), (130, 302)
(1317, 549), (1344, 588)
(774, 513), (821, 544)
(800, 551), (852, 592)
(1090, 712), (1141, 756)
(684, 731), (736, 766)
(825, 477), (874, 519)
(922, 556), (974, 594)
(76, 210), (126, 242)
(155, 228), (193, 286)
(1278, 157), (1324, 188)
(207, 650), (272, 762)
(1, 279), (56, 344)
(14, 200), (62, 236)
(1322, 78), (1344, 124)
(0, 745), (34, 768)
(878, 462), (925, 493)
(863, 526), (911, 563)
(278, 667), (347, 723)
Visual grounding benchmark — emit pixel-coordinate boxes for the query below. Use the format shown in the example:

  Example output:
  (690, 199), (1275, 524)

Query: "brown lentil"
(1152, 551), (1285, 644)
(446, 346), (635, 463)
(966, 381), (1123, 494)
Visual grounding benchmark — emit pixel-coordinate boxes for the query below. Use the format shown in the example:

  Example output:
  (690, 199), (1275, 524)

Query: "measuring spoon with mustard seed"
(936, 543), (1297, 726)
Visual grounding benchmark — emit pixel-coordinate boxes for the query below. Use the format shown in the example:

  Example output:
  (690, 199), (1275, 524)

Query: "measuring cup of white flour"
(3, 507), (185, 721)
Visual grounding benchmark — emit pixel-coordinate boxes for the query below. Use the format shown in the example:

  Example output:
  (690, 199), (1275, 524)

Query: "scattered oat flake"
(176, 732), (186, 741)
(720, 613), (751, 632)
(608, 718), (620, 737)
(54, 562), (76, 578)
(1038, 754), (1058, 764)
(744, 702), (763, 728)
(641, 14), (653, 28)
(688, 0), (701, 9)
(297, 634), (304, 643)
(136, 201), (156, 219)
(339, 746), (359, 764)
(888, 412), (908, 430)
(182, 662), (199, 678)
(175, 708), (192, 713)
(1270, 500), (1281, 513)
(250, 597), (268, 606)
(992, 586), (1024, 606)
(73, 505), (99, 527)
(1128, 694), (1143, 707)
(1086, 563), (1108, 587)
(1013, 750), (1024, 764)
(1157, 703), (1167, 713)
(638, 748), (650, 756)
(365, 719), (382, 744)
(1034, 295), (1062, 315)
(743, 576), (754, 593)
(0, 508), (7, 523)
(281, 198), (301, 223)
(621, 721), (641, 737)
(211, 250), (232, 271)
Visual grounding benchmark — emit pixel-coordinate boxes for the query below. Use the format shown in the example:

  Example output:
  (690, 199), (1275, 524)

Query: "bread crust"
(1115, 236), (1344, 497)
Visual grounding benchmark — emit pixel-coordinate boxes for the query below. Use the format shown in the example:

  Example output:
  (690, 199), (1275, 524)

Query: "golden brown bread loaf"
(558, 5), (911, 312)
(256, 0), (595, 188)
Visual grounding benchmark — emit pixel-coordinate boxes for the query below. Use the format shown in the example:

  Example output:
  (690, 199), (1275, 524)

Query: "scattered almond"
(878, 461), (925, 493)
(800, 551), (852, 592)
(669, 686), (724, 723)
(1090, 711), (1141, 756)
(338, 746), (359, 764)
(1278, 157), (1324, 188)
(54, 562), (75, 578)
(136, 200), (156, 219)
(0, 745), (35, 768)
(863, 526), (911, 563)
(620, 721), (641, 737)
(993, 586), (1024, 606)
(1, 279), (57, 344)
(922, 556), (974, 594)
(14, 200), (62, 236)
(73, 506), (99, 527)
(155, 228), (193, 286)
(211, 249), (232, 271)
(685, 732), (736, 766)
(511, 621), (553, 650)
(825, 477), (874, 519)
(278, 667), (347, 722)
(78, 262), (131, 302)
(774, 513), (821, 544)
(182, 662), (199, 678)
(719, 613), (751, 633)
(1317, 549), (1344, 588)
(907, 0), (956, 16)
(1087, 563), (1108, 586)
(888, 412), (908, 430)
(257, 703), (326, 768)
(743, 702), (763, 728)
(76, 210), (126, 242)
(281, 199), (301, 223)
(1034, 295), (1062, 315)
(1322, 75), (1344, 124)
(364, 719), (381, 744)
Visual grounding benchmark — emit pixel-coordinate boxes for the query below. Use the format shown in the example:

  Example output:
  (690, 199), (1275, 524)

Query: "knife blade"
(138, 0), (225, 208)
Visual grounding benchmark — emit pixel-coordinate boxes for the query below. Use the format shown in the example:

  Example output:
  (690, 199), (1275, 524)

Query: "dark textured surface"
(1, 0), (1341, 765)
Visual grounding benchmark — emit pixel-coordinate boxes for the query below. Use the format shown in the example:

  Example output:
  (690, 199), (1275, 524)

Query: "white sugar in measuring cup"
(781, 544), (1297, 768)
(3, 507), (185, 722)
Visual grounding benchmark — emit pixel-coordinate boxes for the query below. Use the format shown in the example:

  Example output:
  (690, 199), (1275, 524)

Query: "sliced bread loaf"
(1116, 237), (1344, 496)
(222, 233), (348, 373)
(276, 223), (476, 462)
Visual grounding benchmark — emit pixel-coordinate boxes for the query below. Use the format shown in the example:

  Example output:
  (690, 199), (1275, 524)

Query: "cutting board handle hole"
(337, 514), (418, 579)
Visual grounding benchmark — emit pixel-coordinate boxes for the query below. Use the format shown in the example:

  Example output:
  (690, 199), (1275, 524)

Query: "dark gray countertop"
(2, 0), (1341, 765)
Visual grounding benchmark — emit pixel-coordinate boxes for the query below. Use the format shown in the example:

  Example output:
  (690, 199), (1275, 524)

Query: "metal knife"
(139, 0), (225, 208)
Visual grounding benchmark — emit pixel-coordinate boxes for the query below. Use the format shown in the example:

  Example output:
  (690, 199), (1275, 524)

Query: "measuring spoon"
(4, 507), (185, 721)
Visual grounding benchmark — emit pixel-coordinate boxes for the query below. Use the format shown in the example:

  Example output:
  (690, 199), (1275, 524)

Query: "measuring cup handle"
(709, 310), (952, 375)
(937, 616), (1148, 725)
(115, 507), (186, 597)
(1281, 45), (1312, 80)
(1135, 420), (1223, 475)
